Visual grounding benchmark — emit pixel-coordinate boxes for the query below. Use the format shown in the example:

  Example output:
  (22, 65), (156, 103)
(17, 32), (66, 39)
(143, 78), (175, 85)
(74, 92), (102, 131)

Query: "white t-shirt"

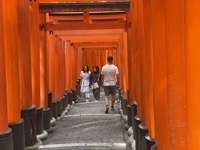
(101, 64), (119, 86)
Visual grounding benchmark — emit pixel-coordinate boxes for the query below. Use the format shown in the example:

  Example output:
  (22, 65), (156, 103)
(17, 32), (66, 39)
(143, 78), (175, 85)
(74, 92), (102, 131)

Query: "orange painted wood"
(164, 1), (187, 149)
(116, 34), (128, 98)
(58, 39), (62, 97)
(59, 40), (66, 96)
(55, 36), (61, 100)
(61, 37), (120, 43)
(49, 14), (126, 21)
(65, 41), (71, 90)
(2, 0), (21, 123)
(122, 32), (129, 98)
(55, 29), (124, 37)
(46, 21), (126, 31)
(185, 1), (200, 149)
(0, 0), (8, 132)
(61, 40), (66, 94)
(142, 0), (155, 138)
(18, 0), (33, 108)
(77, 48), (83, 77)
(151, 0), (169, 149)
(47, 33), (56, 102)
(137, 0), (149, 127)
(73, 46), (79, 83)
(30, 1), (41, 107)
(127, 4), (137, 104)
(39, 13), (48, 109)
(70, 45), (76, 89)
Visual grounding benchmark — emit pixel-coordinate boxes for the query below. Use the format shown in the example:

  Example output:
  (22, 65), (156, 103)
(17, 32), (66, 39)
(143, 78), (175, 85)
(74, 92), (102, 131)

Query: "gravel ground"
(39, 92), (127, 150)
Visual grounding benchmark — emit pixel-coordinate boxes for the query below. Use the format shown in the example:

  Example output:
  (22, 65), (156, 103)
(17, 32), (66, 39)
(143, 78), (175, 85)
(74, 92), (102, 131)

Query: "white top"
(80, 71), (91, 93)
(101, 64), (119, 86)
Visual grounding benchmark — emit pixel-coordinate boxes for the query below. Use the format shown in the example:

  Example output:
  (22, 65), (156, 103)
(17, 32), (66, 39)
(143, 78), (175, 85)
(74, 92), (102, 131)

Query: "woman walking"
(90, 66), (101, 102)
(80, 65), (91, 102)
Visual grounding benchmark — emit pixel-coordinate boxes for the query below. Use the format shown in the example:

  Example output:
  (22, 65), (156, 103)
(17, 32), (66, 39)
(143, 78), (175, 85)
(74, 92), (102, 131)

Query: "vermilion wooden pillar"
(0, 0), (8, 134)
(18, 0), (32, 109)
(30, 0), (40, 108)
(39, 12), (51, 132)
(77, 47), (83, 77)
(0, 1), (13, 149)
(2, 0), (25, 149)
(65, 41), (71, 90)
(39, 13), (48, 109)
(48, 33), (56, 101)
(143, 0), (155, 143)
(117, 33), (128, 98)
(138, 0), (156, 148)
(61, 40), (66, 95)
(70, 44), (76, 89)
(53, 36), (60, 119)
(151, 0), (168, 149)
(164, 1), (186, 149)
(18, 0), (38, 147)
(48, 33), (57, 119)
(123, 32), (129, 98)
(185, 1), (200, 149)
(30, 0), (45, 137)
(127, 10), (135, 103)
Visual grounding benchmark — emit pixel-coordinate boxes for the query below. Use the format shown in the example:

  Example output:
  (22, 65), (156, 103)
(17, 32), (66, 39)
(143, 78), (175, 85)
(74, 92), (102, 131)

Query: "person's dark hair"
(93, 65), (99, 73)
(83, 65), (89, 73)
(107, 56), (113, 63)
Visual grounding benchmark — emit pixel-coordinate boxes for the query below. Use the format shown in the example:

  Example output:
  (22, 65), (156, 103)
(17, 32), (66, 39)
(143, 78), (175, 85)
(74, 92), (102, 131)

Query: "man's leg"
(105, 96), (109, 106)
(111, 86), (116, 110)
(104, 86), (110, 113)
(111, 94), (116, 107)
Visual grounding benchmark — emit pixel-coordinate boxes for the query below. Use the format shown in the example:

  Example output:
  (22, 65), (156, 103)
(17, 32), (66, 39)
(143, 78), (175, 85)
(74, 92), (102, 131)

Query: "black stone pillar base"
(127, 105), (132, 126)
(72, 89), (77, 102)
(65, 90), (68, 107)
(9, 119), (25, 150)
(118, 88), (122, 101)
(0, 128), (13, 150)
(145, 135), (155, 150)
(123, 98), (128, 116)
(36, 107), (43, 135)
(48, 91), (53, 120)
(134, 116), (141, 150)
(43, 108), (50, 131)
(132, 101), (137, 139)
(63, 94), (67, 110)
(57, 99), (62, 116)
(60, 98), (64, 113)
(151, 144), (157, 150)
(68, 91), (73, 105)
(52, 101), (58, 119)
(138, 124), (149, 150)
(21, 105), (37, 147)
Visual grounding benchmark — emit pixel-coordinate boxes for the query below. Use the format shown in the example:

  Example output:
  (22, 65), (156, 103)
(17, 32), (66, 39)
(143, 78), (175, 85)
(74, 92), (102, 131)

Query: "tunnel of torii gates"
(0, 0), (200, 150)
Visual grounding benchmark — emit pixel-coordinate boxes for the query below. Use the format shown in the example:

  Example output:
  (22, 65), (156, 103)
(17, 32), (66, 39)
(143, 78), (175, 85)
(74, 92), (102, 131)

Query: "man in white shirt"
(101, 56), (119, 113)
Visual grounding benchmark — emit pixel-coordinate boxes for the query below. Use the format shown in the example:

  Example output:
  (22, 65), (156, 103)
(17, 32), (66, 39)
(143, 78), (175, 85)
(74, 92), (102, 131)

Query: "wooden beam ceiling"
(74, 42), (118, 46)
(54, 29), (124, 36)
(60, 36), (120, 42)
(39, 2), (129, 13)
(49, 13), (126, 21)
(82, 47), (117, 50)
(39, 0), (129, 3)
(46, 21), (126, 30)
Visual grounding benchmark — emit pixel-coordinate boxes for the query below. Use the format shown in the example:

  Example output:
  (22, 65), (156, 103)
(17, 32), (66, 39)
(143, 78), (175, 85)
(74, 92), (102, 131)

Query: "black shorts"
(104, 86), (116, 96)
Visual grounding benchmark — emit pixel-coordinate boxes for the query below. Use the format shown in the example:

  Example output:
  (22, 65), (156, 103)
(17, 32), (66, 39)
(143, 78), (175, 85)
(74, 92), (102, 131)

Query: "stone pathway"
(38, 92), (127, 150)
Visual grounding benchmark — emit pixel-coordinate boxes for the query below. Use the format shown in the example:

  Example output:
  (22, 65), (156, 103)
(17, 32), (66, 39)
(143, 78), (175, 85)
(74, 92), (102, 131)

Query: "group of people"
(80, 56), (119, 114)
